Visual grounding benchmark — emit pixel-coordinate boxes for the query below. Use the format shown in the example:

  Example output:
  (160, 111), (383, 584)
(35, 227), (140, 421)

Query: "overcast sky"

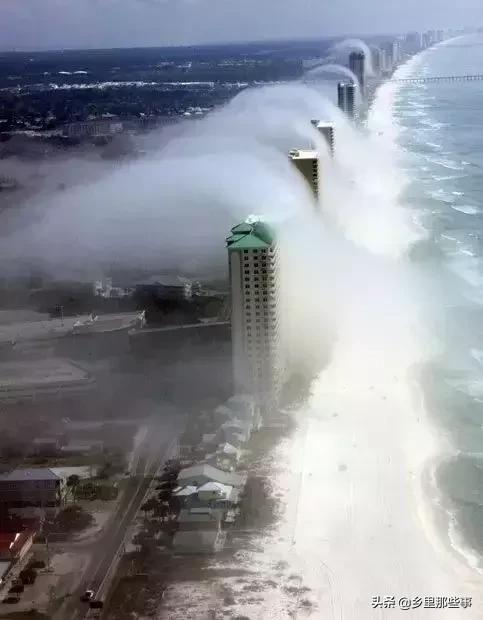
(0, 0), (481, 51)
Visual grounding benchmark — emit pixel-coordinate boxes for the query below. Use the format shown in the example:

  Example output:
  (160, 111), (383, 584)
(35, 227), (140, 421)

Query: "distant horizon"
(0, 31), (412, 55)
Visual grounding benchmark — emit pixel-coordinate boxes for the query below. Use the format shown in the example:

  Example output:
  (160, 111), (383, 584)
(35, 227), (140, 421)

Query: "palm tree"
(141, 497), (157, 515)
(66, 474), (80, 502)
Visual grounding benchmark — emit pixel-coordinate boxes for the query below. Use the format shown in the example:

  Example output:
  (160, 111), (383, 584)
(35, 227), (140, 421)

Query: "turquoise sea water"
(395, 35), (483, 564)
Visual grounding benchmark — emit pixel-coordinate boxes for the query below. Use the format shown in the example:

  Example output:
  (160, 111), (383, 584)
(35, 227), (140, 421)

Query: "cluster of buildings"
(164, 119), (338, 554)
(336, 30), (448, 119)
(144, 394), (258, 553)
(0, 465), (97, 584)
(233, 30), (448, 412)
(62, 115), (162, 139)
(225, 121), (334, 420)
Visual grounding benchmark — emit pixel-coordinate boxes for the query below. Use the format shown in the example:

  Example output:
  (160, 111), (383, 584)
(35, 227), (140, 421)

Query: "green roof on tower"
(226, 220), (275, 251)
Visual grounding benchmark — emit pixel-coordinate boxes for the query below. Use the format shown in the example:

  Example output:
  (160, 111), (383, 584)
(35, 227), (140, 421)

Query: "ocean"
(391, 36), (483, 567)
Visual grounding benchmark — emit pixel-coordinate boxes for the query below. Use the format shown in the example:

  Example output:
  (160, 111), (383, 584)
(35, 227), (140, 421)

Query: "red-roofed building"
(0, 531), (34, 562)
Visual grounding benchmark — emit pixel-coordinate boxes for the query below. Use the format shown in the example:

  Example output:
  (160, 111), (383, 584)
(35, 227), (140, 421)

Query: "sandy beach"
(159, 322), (483, 620)
(220, 320), (483, 619)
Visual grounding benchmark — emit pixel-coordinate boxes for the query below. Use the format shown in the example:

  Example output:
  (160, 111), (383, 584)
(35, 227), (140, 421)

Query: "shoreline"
(376, 38), (483, 581)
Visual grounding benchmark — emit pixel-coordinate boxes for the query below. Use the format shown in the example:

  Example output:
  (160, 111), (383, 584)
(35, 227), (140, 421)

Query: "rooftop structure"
(0, 468), (62, 508)
(311, 120), (335, 157)
(349, 51), (365, 93)
(226, 220), (285, 413)
(289, 149), (320, 199)
(0, 469), (60, 482)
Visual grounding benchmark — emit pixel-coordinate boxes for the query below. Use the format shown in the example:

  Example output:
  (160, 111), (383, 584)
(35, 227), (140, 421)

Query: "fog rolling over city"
(0, 85), (321, 279)
(0, 84), (327, 280)
(1, 80), (431, 366)
(2, 32), (483, 616)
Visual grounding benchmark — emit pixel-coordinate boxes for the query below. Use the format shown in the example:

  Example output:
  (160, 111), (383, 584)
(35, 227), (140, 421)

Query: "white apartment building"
(311, 120), (335, 157)
(338, 82), (356, 119)
(226, 220), (284, 413)
(289, 149), (320, 199)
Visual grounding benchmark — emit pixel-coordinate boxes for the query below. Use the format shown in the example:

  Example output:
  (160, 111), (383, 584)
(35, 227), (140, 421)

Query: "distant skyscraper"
(380, 49), (390, 74)
(349, 51), (365, 93)
(289, 149), (320, 199)
(338, 82), (356, 119)
(371, 47), (382, 76)
(226, 219), (284, 412)
(311, 120), (335, 157)
(392, 41), (401, 66)
(405, 32), (422, 54)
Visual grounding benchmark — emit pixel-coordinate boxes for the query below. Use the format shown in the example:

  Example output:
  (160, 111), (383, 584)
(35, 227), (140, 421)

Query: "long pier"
(392, 74), (483, 84)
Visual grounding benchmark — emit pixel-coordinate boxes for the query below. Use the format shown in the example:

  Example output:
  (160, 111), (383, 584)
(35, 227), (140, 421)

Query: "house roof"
(0, 561), (10, 581)
(172, 529), (221, 550)
(0, 531), (33, 556)
(173, 485), (197, 497)
(198, 481), (231, 494)
(214, 428), (245, 447)
(289, 148), (318, 160)
(178, 508), (223, 523)
(217, 443), (239, 455)
(178, 464), (245, 488)
(227, 393), (252, 404)
(0, 468), (60, 482)
(215, 405), (232, 417)
(220, 418), (249, 431)
(32, 437), (59, 445)
(135, 274), (188, 288)
(60, 440), (103, 452)
(226, 395), (254, 417)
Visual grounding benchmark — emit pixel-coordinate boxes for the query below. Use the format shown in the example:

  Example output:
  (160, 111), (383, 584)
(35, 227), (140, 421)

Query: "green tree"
(66, 474), (81, 501)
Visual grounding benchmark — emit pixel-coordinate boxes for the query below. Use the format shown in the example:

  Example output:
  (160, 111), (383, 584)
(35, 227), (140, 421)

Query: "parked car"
(89, 600), (104, 609)
(2, 596), (20, 604)
(80, 589), (95, 602)
(8, 584), (24, 594)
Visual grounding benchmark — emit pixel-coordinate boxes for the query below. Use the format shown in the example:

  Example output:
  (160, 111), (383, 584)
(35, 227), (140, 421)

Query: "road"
(54, 418), (182, 620)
